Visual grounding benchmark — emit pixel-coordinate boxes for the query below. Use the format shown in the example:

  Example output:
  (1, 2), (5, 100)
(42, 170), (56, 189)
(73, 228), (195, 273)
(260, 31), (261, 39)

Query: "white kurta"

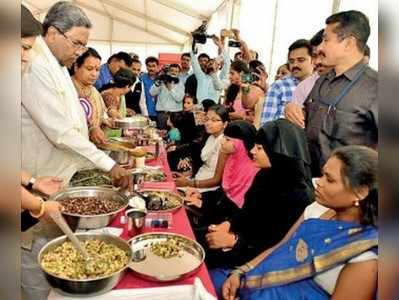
(22, 37), (115, 183)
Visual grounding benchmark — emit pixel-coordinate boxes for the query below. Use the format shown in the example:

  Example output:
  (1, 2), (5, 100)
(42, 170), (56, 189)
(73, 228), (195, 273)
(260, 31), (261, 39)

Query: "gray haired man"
(21, 2), (131, 299)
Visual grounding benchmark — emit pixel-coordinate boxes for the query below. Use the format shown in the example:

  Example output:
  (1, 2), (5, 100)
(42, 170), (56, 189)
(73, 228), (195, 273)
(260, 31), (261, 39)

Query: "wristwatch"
(26, 177), (36, 191)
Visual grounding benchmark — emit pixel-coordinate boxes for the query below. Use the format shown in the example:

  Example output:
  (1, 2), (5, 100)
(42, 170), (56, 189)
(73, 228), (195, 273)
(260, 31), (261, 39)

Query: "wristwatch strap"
(26, 177), (36, 191)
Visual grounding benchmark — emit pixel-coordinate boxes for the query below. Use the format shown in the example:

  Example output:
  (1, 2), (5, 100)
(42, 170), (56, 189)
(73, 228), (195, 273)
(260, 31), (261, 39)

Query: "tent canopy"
(22, 0), (378, 76)
(22, 0), (225, 47)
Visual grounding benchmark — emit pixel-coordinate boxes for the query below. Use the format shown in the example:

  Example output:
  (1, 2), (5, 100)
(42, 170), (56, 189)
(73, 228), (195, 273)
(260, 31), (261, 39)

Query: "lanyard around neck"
(321, 64), (368, 113)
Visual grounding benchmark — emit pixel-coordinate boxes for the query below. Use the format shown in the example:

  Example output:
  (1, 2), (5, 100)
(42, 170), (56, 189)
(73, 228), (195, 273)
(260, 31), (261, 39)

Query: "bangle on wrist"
(230, 268), (245, 279)
(30, 197), (45, 219)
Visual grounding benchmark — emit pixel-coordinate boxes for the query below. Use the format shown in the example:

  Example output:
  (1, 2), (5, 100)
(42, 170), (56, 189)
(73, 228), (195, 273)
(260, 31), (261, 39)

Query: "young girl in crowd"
(274, 63), (291, 81)
(200, 119), (313, 270)
(225, 61), (250, 121)
(166, 112), (182, 146)
(185, 120), (259, 223)
(216, 145), (378, 300)
(174, 105), (230, 193)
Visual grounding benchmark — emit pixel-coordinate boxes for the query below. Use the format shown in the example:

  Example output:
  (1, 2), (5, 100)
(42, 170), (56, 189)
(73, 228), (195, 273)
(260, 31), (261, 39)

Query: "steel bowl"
(113, 116), (149, 129)
(109, 150), (130, 164)
(133, 190), (184, 213)
(38, 233), (132, 297)
(50, 187), (129, 230)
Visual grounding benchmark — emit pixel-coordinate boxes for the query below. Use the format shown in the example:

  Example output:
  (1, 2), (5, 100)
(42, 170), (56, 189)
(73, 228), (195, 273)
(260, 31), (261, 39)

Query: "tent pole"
(268, 0), (279, 76)
(109, 19), (113, 56)
(332, 0), (341, 14)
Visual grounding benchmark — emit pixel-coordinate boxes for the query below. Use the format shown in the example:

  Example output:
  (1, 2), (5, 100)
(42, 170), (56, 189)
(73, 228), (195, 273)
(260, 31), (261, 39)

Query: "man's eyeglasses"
(53, 25), (87, 52)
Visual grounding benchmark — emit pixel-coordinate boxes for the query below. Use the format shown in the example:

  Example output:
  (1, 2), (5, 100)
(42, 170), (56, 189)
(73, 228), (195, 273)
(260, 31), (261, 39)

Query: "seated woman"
(216, 145), (378, 300)
(168, 96), (202, 174)
(185, 120), (259, 224)
(71, 47), (112, 145)
(174, 105), (230, 193)
(201, 119), (313, 269)
(100, 68), (135, 138)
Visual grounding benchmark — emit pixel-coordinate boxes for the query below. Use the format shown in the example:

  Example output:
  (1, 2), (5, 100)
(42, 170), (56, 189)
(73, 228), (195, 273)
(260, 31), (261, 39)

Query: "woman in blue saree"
(213, 145), (378, 300)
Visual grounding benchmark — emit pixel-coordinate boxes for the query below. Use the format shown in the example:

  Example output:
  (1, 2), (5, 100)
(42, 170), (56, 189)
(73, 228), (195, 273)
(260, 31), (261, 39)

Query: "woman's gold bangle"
(29, 197), (45, 219)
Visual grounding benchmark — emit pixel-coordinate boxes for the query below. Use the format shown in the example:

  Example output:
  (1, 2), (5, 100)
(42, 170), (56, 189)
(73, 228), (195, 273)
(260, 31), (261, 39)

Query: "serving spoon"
(49, 210), (94, 269)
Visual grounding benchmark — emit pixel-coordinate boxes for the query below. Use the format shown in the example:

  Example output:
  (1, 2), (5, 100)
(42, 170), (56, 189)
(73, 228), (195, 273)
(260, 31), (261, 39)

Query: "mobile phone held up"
(228, 40), (241, 48)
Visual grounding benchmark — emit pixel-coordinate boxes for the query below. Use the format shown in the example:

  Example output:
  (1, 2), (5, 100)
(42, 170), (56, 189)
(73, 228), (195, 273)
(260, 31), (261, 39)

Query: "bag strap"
(321, 64), (368, 113)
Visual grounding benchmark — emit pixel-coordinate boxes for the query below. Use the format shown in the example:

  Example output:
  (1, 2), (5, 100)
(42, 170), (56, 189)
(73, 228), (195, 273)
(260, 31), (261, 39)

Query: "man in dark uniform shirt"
(304, 10), (377, 176)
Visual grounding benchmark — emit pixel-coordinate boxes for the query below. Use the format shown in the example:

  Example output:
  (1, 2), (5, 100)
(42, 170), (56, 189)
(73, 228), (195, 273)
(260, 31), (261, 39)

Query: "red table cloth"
(110, 147), (216, 296)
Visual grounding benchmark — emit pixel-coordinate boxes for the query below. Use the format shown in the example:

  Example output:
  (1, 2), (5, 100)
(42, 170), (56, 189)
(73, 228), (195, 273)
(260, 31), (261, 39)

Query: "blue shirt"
(190, 50), (230, 103)
(178, 70), (192, 86)
(168, 128), (181, 143)
(260, 76), (299, 125)
(95, 63), (113, 91)
(150, 82), (185, 112)
(140, 73), (157, 116)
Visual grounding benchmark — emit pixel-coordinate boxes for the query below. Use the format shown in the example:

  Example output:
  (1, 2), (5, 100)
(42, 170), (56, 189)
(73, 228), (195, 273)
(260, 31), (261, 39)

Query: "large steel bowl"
(38, 233), (132, 297)
(50, 187), (129, 230)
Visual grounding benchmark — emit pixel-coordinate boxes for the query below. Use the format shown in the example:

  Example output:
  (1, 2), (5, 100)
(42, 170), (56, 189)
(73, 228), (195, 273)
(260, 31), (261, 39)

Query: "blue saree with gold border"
(211, 218), (378, 299)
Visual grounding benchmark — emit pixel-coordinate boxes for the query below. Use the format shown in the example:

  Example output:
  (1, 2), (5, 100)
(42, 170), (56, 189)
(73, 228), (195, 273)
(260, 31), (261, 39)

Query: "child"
(167, 112), (183, 145)
(183, 95), (195, 112)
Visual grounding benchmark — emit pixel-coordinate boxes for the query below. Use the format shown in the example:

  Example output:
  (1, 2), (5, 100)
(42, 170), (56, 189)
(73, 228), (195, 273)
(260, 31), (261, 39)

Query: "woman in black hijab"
(202, 119), (314, 269)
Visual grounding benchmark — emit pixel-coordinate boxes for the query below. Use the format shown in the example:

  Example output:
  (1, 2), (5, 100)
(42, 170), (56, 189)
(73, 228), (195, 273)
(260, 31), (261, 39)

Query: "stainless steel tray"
(128, 232), (205, 282)
(133, 190), (183, 213)
(130, 168), (166, 182)
(113, 116), (149, 129)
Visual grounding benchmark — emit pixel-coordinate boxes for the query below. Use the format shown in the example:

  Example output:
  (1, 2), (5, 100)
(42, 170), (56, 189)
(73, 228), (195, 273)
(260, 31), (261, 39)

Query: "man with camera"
(150, 64), (185, 129)
(190, 33), (230, 104)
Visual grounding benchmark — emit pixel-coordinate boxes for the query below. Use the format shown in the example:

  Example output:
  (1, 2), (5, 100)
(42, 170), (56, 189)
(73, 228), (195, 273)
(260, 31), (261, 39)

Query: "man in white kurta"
(21, 3), (130, 299)
(22, 37), (125, 184)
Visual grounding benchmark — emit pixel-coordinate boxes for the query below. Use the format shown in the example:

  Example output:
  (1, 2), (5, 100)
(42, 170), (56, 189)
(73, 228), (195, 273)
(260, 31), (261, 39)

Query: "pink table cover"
(110, 148), (216, 296)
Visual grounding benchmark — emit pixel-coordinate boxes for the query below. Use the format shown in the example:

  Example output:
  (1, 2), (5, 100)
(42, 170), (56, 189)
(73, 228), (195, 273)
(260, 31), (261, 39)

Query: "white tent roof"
(22, 0), (378, 74)
(22, 0), (225, 47)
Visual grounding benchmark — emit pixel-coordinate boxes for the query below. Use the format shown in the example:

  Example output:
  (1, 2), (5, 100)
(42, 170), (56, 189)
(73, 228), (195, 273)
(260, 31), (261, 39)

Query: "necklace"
(72, 77), (93, 99)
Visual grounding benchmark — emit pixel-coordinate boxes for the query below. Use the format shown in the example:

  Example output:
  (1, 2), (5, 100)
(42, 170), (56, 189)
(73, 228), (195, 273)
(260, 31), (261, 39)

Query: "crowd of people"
(21, 2), (377, 300)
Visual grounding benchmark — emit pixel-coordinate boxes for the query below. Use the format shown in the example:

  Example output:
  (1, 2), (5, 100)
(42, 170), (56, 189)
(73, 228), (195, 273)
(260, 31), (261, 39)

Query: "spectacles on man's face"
(53, 25), (87, 52)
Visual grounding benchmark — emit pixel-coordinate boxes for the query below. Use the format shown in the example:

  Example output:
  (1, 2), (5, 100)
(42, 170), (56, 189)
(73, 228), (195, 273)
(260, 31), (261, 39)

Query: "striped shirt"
(260, 76), (299, 125)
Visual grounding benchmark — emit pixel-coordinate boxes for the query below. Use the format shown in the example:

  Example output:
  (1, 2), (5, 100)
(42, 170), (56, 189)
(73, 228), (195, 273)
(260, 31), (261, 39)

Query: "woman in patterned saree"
(214, 145), (378, 300)
(71, 47), (111, 145)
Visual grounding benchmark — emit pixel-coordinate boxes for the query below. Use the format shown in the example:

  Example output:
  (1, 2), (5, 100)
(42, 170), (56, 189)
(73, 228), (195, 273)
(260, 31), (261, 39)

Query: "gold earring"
(354, 200), (360, 207)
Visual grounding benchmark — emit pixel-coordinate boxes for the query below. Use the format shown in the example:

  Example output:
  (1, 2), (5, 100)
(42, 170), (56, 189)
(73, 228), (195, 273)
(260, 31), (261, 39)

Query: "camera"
(191, 21), (215, 45)
(154, 64), (179, 86)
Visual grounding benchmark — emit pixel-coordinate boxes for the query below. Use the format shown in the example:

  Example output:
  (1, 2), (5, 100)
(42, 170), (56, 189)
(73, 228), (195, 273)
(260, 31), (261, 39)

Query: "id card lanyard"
(321, 64), (368, 115)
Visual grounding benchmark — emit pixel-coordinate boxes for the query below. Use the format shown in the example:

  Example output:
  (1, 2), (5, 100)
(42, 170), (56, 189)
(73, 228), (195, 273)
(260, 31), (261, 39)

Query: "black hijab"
(255, 119), (313, 189)
(224, 120), (257, 156)
(221, 119), (314, 268)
